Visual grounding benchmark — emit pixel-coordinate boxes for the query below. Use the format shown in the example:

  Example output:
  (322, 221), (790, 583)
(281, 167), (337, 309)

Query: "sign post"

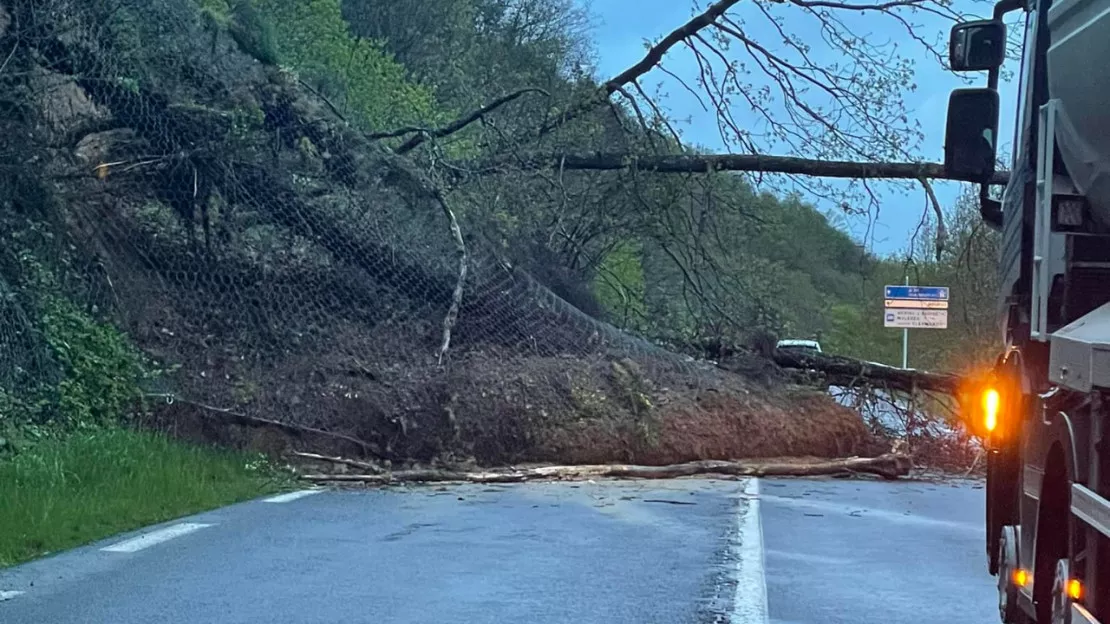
(901, 277), (908, 369)
(883, 281), (949, 368)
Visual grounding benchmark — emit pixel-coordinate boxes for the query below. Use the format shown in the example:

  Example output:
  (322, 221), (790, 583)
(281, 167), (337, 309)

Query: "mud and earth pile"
(0, 0), (877, 467)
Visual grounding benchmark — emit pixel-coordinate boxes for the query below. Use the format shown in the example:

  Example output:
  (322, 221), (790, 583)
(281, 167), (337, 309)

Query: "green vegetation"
(0, 427), (290, 568)
(195, 0), (441, 130)
(74, 0), (1006, 374)
(0, 0), (1000, 567)
(0, 223), (291, 568)
(1, 219), (152, 430)
(183, 0), (996, 370)
(334, 0), (998, 372)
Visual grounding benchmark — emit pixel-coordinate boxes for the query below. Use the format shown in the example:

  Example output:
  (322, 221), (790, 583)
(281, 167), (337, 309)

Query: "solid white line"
(263, 489), (323, 503)
(100, 522), (212, 553)
(731, 478), (770, 623)
(0, 590), (25, 601)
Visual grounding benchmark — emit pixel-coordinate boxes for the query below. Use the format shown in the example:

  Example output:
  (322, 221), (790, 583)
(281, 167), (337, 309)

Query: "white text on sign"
(883, 309), (949, 329)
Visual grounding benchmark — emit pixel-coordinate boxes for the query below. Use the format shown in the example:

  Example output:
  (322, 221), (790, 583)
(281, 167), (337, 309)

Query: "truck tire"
(1050, 558), (1072, 624)
(997, 525), (1028, 623)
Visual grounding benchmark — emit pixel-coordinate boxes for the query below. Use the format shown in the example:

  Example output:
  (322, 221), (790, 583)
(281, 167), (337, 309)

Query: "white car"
(775, 339), (822, 354)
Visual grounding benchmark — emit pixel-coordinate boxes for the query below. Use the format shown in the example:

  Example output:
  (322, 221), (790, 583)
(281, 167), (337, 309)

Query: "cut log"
(299, 453), (913, 485)
(772, 349), (962, 396)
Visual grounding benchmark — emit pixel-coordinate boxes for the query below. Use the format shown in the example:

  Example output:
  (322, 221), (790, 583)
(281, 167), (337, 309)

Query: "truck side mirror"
(949, 19), (1006, 71)
(944, 88), (1000, 181)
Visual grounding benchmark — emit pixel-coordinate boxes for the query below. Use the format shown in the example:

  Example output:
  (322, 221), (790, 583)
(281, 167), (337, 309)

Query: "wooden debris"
(300, 453), (913, 485)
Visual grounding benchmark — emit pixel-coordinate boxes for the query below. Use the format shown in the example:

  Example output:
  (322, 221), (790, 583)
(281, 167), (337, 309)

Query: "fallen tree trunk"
(772, 349), (962, 396)
(461, 152), (1011, 185)
(299, 452), (912, 484)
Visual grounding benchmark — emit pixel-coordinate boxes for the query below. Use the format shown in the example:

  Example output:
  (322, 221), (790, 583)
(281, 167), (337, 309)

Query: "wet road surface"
(0, 477), (997, 623)
(761, 478), (997, 624)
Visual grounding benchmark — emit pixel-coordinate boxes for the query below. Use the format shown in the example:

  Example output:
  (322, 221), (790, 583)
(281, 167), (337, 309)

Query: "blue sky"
(577, 0), (1022, 257)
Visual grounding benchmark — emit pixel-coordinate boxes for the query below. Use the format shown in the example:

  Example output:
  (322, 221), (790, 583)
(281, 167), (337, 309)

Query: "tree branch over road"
(772, 349), (962, 396)
(464, 151), (1011, 185)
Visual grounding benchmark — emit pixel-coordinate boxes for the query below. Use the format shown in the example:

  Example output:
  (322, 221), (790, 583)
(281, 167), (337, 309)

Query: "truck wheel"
(997, 525), (1025, 623)
(1050, 558), (1072, 624)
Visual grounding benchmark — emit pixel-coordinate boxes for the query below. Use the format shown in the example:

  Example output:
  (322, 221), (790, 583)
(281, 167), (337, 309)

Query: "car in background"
(775, 339), (822, 355)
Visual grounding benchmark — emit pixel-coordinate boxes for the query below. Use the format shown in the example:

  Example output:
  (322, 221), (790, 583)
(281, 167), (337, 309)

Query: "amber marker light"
(1067, 578), (1083, 601)
(983, 388), (1001, 432)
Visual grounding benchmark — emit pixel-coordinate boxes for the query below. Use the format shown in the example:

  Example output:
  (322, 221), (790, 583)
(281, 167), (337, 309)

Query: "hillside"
(0, 0), (953, 470)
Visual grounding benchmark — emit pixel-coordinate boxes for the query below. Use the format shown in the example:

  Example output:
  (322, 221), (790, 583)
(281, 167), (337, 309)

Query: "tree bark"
(299, 452), (913, 484)
(467, 151), (1011, 185)
(772, 349), (962, 395)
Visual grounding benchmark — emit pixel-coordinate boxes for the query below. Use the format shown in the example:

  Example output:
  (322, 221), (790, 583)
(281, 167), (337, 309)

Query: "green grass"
(0, 427), (294, 567)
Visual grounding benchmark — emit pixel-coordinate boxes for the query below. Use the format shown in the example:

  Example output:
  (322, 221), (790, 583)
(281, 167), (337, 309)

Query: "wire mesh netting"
(1, 0), (804, 464)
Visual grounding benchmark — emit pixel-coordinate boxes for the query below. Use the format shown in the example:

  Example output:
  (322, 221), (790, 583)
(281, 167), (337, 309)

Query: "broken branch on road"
(299, 453), (913, 485)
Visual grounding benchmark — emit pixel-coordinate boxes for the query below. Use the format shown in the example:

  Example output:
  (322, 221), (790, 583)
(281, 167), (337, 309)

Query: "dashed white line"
(731, 478), (770, 623)
(0, 590), (25, 601)
(100, 522), (212, 553)
(263, 489), (323, 503)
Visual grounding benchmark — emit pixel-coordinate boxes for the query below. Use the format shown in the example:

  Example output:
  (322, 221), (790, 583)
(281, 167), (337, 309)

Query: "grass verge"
(0, 426), (294, 568)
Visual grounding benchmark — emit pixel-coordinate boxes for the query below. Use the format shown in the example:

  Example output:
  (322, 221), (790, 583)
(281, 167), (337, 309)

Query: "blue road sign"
(884, 285), (949, 301)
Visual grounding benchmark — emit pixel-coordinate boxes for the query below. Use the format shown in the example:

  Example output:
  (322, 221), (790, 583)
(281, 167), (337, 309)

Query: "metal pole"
(902, 275), (909, 368)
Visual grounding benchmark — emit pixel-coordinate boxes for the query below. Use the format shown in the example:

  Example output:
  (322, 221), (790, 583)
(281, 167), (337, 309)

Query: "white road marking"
(263, 489), (323, 503)
(0, 590), (25, 601)
(100, 522), (212, 553)
(731, 478), (770, 623)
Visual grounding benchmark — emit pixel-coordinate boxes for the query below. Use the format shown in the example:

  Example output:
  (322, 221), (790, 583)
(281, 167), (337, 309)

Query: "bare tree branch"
(919, 176), (947, 261)
(537, 0), (745, 137)
(435, 187), (468, 366)
(369, 88), (550, 152)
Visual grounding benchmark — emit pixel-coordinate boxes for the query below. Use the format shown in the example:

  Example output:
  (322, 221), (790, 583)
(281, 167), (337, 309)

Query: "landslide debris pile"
(0, 0), (874, 466)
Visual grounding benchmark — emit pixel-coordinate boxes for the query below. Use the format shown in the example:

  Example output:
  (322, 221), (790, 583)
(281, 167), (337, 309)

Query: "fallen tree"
(297, 452), (913, 484)
(772, 349), (963, 395)
(461, 152), (1011, 186)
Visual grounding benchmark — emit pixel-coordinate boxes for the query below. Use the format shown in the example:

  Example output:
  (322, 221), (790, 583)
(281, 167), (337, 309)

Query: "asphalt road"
(761, 478), (998, 624)
(0, 477), (998, 624)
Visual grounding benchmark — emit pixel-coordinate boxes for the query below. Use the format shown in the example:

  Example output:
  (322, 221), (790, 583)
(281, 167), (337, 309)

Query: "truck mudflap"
(1073, 602), (1102, 624)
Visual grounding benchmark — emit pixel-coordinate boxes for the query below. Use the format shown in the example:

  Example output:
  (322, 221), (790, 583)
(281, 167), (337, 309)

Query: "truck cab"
(944, 1), (1110, 622)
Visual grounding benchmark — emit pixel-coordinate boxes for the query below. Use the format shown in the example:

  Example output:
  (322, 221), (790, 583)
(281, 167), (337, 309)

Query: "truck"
(943, 0), (1110, 621)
